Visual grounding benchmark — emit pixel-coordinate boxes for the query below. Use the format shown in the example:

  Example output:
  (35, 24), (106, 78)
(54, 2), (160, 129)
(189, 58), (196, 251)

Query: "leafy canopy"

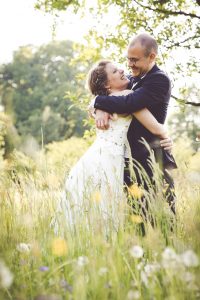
(0, 41), (88, 145)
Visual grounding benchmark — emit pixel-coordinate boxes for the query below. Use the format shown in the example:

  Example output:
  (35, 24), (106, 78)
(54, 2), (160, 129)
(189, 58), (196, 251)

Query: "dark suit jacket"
(94, 64), (177, 174)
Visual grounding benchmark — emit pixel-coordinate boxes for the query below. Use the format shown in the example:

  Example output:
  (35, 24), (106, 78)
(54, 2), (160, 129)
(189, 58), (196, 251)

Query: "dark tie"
(131, 76), (141, 90)
(133, 76), (141, 83)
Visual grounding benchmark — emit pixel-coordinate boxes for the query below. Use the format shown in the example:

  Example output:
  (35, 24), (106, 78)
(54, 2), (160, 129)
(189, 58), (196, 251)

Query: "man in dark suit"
(91, 33), (177, 214)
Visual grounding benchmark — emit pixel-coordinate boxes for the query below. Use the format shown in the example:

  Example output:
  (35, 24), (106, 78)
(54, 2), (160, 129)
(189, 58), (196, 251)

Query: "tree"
(35, 0), (200, 107)
(0, 41), (88, 145)
(0, 112), (20, 159)
(168, 85), (200, 150)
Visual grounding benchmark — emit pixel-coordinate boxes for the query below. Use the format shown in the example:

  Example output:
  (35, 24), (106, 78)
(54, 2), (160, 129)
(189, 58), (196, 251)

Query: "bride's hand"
(160, 137), (173, 152)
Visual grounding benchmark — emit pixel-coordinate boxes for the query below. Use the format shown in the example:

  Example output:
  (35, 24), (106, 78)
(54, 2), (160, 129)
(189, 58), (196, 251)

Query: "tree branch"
(171, 95), (200, 107)
(133, 0), (200, 19)
(165, 35), (200, 49)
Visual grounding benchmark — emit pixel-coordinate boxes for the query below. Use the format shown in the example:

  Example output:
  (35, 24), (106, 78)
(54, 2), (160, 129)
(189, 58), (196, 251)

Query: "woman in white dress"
(60, 60), (168, 232)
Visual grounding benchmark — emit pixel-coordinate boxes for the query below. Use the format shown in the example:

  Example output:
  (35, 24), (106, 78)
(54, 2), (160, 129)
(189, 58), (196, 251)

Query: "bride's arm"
(133, 109), (167, 139)
(111, 90), (167, 139)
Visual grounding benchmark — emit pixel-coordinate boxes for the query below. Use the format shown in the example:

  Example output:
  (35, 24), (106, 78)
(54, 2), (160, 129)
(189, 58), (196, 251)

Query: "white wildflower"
(162, 247), (177, 261)
(181, 271), (195, 283)
(144, 263), (160, 277)
(129, 245), (144, 259)
(162, 247), (181, 269)
(98, 267), (108, 276)
(77, 256), (89, 267)
(181, 250), (199, 267)
(0, 260), (13, 288)
(127, 289), (140, 300)
(16, 243), (31, 253)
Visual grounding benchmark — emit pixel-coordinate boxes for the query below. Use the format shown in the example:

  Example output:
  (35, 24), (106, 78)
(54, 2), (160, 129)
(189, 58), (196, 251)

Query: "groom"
(91, 33), (177, 214)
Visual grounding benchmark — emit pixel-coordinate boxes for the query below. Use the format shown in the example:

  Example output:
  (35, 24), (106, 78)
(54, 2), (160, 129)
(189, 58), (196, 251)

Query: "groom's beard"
(131, 62), (155, 77)
(131, 67), (144, 77)
(131, 67), (145, 78)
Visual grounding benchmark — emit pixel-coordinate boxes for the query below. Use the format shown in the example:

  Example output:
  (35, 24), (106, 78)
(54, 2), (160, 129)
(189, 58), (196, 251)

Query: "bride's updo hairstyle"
(88, 60), (111, 96)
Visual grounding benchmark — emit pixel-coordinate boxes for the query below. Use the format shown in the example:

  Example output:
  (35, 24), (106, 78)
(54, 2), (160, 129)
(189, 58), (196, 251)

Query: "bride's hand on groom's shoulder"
(160, 137), (173, 153)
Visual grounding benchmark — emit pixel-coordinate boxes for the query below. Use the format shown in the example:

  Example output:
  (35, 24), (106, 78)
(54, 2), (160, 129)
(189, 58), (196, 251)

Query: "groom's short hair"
(129, 33), (158, 56)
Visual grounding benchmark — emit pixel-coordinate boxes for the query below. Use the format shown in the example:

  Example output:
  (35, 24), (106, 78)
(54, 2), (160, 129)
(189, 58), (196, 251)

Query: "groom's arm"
(94, 73), (170, 114)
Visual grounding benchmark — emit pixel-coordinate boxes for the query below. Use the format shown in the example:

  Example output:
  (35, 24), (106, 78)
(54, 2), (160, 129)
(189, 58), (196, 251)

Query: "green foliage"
(43, 136), (89, 178)
(6, 149), (37, 177)
(0, 41), (89, 145)
(35, 0), (83, 12)
(35, 1), (200, 61)
(0, 114), (7, 159)
(0, 113), (19, 159)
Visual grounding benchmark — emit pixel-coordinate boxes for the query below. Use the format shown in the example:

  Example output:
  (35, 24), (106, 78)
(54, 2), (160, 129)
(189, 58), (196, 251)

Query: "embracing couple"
(61, 33), (177, 230)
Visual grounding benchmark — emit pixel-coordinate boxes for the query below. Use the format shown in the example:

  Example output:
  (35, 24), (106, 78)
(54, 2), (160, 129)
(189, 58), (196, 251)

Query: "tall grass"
(0, 137), (199, 300)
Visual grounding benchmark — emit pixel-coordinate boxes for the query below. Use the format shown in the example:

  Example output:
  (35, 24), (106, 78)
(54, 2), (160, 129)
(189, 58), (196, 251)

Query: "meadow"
(0, 136), (199, 300)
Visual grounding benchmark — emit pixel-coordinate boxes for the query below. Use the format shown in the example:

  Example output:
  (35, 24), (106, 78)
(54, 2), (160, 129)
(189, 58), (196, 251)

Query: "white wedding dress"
(60, 114), (132, 231)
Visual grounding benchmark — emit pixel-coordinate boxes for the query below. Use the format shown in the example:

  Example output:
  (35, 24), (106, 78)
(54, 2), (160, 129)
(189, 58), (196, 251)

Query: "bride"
(59, 60), (169, 232)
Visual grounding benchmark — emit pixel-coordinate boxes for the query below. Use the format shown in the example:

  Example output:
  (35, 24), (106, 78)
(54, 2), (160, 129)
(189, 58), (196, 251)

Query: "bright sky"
(0, 0), (98, 63)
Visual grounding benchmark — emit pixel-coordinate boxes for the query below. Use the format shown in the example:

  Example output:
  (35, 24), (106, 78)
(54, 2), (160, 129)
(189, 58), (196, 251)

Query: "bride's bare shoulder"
(110, 89), (133, 96)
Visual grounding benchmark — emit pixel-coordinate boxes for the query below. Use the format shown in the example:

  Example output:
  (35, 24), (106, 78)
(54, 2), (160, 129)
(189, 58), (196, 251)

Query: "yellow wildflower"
(52, 238), (67, 256)
(91, 190), (101, 203)
(130, 215), (143, 224)
(128, 183), (143, 199)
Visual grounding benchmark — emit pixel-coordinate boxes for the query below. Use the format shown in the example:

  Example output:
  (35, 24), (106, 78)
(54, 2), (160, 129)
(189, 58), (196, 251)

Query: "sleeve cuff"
(88, 97), (97, 117)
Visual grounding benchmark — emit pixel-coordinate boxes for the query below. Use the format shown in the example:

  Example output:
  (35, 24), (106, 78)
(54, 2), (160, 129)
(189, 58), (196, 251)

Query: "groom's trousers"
(124, 148), (176, 215)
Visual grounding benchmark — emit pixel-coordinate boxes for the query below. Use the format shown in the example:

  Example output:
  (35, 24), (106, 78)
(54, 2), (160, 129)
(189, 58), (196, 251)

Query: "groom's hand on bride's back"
(88, 98), (110, 129)
(95, 109), (111, 130)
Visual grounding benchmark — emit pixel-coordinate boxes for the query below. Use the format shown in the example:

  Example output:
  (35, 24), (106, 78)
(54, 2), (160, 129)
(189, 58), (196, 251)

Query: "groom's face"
(127, 43), (155, 77)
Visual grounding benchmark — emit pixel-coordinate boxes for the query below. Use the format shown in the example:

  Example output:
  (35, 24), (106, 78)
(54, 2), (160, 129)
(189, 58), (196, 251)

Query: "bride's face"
(105, 62), (129, 92)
